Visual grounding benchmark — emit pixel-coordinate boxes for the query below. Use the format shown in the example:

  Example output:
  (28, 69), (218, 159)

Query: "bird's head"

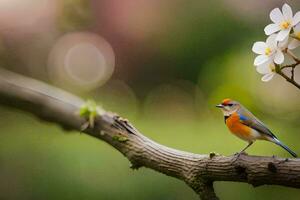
(216, 98), (240, 116)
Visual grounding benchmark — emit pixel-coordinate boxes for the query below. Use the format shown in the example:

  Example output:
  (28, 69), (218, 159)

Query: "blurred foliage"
(157, 1), (256, 82)
(59, 0), (93, 32)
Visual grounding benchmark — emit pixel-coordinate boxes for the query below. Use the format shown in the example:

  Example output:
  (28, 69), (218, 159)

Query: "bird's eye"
(227, 103), (233, 106)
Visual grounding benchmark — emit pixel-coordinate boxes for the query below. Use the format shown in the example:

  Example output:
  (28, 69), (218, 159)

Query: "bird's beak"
(216, 104), (223, 108)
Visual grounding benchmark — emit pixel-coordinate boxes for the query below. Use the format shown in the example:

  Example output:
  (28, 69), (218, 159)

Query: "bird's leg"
(239, 141), (253, 154)
(232, 142), (253, 162)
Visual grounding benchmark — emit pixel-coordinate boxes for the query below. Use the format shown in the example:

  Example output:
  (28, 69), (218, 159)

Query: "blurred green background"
(0, 0), (300, 199)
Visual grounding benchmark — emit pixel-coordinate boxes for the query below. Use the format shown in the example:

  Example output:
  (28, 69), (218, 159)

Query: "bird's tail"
(272, 138), (297, 158)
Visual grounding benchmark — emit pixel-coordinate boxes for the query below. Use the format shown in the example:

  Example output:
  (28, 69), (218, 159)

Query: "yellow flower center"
(280, 21), (290, 30)
(269, 63), (275, 72)
(265, 47), (272, 56)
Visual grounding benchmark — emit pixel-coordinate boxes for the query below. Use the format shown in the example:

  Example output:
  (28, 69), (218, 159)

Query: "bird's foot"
(234, 151), (248, 156)
(232, 151), (248, 163)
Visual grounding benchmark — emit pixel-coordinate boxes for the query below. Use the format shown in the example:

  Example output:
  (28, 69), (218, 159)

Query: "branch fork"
(276, 49), (300, 89)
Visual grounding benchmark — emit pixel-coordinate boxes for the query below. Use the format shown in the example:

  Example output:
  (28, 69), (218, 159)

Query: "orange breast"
(225, 113), (254, 142)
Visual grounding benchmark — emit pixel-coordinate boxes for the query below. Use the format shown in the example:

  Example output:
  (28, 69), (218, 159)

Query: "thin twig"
(291, 67), (295, 81)
(276, 64), (300, 90)
(280, 62), (299, 69)
(277, 51), (300, 90)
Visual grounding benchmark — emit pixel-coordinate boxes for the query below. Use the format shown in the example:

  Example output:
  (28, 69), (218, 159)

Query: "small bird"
(216, 98), (297, 157)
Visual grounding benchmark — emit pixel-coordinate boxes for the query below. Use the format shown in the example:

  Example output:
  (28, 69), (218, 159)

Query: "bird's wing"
(238, 106), (277, 139)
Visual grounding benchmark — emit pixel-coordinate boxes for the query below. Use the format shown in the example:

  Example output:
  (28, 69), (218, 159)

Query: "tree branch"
(0, 68), (300, 200)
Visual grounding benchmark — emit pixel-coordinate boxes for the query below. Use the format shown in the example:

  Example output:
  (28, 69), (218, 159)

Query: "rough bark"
(0, 68), (299, 200)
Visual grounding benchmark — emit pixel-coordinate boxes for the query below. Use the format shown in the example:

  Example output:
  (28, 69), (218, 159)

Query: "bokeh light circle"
(48, 32), (115, 91)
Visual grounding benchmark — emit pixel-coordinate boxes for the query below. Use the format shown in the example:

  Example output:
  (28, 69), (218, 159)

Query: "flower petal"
(288, 39), (300, 49)
(276, 29), (290, 41)
(256, 62), (271, 74)
(252, 42), (267, 54)
(270, 8), (284, 23)
(274, 50), (284, 64)
(282, 3), (293, 20)
(261, 73), (275, 82)
(266, 34), (277, 48)
(292, 11), (300, 26)
(264, 23), (280, 35)
(254, 55), (269, 66)
(278, 35), (289, 49)
(293, 23), (300, 33)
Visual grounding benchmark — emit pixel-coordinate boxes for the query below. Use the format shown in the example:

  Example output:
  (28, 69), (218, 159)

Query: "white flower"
(252, 34), (284, 66)
(256, 60), (276, 82)
(288, 23), (300, 49)
(264, 3), (300, 41)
